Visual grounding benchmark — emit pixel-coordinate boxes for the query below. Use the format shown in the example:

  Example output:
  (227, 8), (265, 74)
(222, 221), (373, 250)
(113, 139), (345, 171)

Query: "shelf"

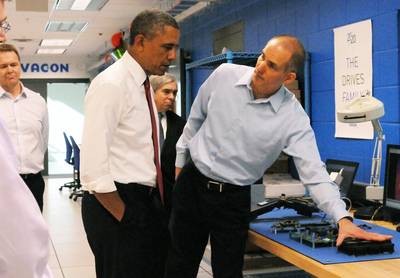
(183, 51), (310, 119)
(185, 51), (259, 70)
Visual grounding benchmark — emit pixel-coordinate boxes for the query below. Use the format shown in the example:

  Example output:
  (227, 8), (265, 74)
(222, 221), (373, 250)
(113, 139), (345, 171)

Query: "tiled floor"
(43, 177), (213, 278)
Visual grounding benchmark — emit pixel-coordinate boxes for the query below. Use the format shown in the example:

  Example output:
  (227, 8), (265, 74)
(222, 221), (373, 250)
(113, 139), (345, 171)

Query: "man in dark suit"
(150, 73), (185, 216)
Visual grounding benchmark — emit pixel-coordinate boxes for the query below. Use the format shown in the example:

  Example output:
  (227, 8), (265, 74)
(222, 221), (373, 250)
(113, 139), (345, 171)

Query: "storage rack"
(184, 51), (259, 118)
(184, 51), (310, 118)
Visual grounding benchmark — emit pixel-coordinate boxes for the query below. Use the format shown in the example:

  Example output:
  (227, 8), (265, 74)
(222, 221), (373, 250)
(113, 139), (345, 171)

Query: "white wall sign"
(20, 56), (90, 79)
(21, 63), (70, 73)
(334, 19), (373, 139)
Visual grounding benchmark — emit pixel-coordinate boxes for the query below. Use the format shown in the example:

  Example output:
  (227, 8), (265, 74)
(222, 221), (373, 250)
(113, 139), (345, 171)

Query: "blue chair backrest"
(69, 136), (80, 171)
(63, 132), (73, 165)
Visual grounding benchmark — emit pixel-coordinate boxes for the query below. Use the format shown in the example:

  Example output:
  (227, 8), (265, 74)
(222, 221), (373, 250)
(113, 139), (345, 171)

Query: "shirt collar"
(121, 51), (147, 86)
(0, 82), (26, 99)
(262, 85), (286, 112)
(235, 67), (286, 113)
(235, 67), (253, 89)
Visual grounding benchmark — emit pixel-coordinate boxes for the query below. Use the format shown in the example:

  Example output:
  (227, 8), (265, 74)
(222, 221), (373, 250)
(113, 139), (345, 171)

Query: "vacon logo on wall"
(21, 63), (69, 73)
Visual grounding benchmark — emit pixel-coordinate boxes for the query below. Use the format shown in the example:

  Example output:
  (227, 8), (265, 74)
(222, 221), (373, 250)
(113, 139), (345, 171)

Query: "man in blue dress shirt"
(165, 35), (392, 278)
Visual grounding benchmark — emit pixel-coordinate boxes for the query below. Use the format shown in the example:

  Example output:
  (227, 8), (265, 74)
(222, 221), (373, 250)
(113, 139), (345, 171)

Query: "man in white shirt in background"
(80, 10), (179, 278)
(0, 0), (52, 277)
(0, 43), (49, 212)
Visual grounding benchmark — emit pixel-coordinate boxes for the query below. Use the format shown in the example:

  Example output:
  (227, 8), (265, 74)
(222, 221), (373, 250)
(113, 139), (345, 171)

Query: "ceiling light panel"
(55, 0), (109, 11)
(37, 48), (66, 54)
(55, 0), (74, 10)
(71, 0), (91, 10)
(40, 39), (73, 46)
(45, 21), (88, 32)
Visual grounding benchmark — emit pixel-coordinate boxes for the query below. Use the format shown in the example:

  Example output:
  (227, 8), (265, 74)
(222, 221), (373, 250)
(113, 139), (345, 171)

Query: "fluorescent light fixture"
(36, 48), (66, 54)
(174, 2), (209, 22)
(55, 0), (109, 11)
(45, 21), (88, 32)
(71, 0), (91, 10)
(40, 39), (73, 47)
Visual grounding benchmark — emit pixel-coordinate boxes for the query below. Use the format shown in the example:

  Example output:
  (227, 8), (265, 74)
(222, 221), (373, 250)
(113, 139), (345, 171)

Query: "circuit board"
(288, 224), (338, 248)
(271, 219), (332, 234)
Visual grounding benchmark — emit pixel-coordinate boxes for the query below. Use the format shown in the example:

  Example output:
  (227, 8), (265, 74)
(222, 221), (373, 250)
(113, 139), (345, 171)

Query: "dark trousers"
(81, 183), (169, 278)
(20, 172), (45, 212)
(165, 161), (251, 278)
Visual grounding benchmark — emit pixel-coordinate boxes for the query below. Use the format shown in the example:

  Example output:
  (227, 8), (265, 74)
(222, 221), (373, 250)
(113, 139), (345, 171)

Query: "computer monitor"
(325, 159), (359, 198)
(383, 144), (400, 222)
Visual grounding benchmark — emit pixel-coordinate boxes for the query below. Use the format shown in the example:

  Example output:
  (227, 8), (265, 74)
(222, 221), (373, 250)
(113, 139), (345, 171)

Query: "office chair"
(69, 136), (85, 201)
(59, 132), (76, 191)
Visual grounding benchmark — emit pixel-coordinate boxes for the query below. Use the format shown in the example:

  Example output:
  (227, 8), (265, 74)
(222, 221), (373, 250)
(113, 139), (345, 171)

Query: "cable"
(341, 197), (352, 212)
(371, 205), (383, 221)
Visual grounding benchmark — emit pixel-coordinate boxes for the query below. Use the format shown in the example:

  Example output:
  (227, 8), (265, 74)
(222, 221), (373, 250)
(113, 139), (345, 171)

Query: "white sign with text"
(334, 19), (373, 139)
(20, 56), (90, 79)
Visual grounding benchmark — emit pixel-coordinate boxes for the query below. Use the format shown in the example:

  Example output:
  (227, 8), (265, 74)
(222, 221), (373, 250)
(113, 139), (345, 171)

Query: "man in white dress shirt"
(0, 0), (52, 277)
(80, 10), (179, 278)
(0, 44), (49, 212)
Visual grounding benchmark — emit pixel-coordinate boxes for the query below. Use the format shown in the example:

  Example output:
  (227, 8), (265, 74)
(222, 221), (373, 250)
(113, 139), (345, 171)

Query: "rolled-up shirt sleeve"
(80, 80), (125, 193)
(283, 108), (350, 222)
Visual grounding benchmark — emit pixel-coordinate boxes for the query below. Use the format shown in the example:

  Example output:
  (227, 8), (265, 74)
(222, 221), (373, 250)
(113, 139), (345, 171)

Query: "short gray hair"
(150, 73), (177, 92)
(270, 34), (305, 75)
(129, 9), (179, 45)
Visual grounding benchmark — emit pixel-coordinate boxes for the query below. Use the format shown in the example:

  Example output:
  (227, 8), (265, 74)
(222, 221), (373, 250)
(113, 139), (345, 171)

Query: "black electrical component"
(337, 238), (394, 256)
(250, 195), (320, 220)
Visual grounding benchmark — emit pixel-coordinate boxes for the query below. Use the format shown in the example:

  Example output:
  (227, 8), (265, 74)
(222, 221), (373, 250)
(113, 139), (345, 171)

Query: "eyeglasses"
(0, 18), (11, 33)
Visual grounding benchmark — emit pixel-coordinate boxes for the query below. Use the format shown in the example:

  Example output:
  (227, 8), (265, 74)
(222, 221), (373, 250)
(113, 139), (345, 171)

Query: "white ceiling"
(5, 0), (174, 68)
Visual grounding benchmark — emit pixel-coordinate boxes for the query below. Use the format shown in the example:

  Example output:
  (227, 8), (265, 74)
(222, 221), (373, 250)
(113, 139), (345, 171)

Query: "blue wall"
(180, 0), (400, 183)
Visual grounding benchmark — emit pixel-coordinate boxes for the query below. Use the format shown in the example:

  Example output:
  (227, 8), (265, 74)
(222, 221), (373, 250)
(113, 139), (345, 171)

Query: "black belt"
(84, 183), (156, 197)
(116, 182), (156, 196)
(20, 172), (41, 180)
(204, 180), (250, 193)
(188, 160), (250, 193)
(131, 183), (155, 195)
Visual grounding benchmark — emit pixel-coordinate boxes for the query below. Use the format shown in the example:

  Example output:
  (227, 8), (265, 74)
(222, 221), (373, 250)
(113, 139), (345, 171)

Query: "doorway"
(22, 79), (89, 176)
(47, 82), (88, 176)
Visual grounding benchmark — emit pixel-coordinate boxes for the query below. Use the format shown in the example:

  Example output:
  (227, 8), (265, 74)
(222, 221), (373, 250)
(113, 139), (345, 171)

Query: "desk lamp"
(337, 95), (385, 201)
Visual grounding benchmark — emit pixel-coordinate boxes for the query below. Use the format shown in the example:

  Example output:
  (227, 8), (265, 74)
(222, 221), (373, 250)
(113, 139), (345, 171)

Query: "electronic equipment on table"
(325, 159), (359, 199)
(263, 173), (306, 198)
(338, 238), (394, 256)
(250, 194), (319, 220)
(269, 219), (394, 256)
(383, 144), (400, 223)
(250, 209), (400, 264)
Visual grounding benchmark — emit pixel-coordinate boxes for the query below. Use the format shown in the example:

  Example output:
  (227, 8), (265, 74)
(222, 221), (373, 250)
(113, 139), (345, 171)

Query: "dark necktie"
(158, 113), (165, 149)
(144, 78), (164, 204)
